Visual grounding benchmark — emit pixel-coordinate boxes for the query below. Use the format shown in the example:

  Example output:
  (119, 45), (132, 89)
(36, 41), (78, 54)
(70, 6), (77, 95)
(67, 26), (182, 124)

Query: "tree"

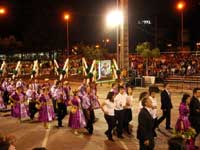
(75, 43), (108, 61)
(0, 35), (23, 49)
(136, 42), (160, 75)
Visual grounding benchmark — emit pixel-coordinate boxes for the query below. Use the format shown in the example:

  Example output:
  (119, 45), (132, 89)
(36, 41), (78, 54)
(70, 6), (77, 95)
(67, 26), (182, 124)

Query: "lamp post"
(64, 13), (70, 57)
(106, 10), (123, 66)
(176, 1), (185, 51)
(0, 7), (6, 15)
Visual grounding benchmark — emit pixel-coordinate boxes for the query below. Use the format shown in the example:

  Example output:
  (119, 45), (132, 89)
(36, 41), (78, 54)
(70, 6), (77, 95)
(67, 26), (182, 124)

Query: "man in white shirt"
(114, 86), (127, 138)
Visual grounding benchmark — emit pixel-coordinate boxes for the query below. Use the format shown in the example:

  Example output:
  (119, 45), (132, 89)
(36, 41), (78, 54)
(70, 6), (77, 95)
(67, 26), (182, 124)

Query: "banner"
(98, 60), (111, 79)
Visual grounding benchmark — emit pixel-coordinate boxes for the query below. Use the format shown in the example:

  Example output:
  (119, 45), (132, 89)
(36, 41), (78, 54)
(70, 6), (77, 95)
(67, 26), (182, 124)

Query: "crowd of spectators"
(130, 53), (200, 78)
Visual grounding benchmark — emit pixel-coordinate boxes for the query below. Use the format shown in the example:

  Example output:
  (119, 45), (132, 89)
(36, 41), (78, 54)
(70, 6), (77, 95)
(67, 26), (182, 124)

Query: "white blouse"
(103, 100), (115, 116)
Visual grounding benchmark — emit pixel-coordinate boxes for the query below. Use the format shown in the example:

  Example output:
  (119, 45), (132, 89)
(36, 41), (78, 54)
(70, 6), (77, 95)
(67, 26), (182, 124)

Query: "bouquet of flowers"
(174, 127), (196, 139)
(174, 127), (196, 149)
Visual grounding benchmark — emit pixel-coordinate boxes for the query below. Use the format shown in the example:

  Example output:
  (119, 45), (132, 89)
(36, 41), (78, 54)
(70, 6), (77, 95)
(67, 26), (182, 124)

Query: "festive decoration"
(13, 70), (18, 75)
(116, 69), (121, 75)
(57, 67), (62, 74)
(61, 69), (66, 75)
(31, 70), (36, 75)
(87, 72), (93, 79)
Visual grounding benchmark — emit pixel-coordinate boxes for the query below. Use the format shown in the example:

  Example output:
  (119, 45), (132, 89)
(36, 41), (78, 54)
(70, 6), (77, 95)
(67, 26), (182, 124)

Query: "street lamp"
(0, 7), (6, 16)
(176, 1), (186, 51)
(64, 13), (70, 57)
(106, 10), (123, 66)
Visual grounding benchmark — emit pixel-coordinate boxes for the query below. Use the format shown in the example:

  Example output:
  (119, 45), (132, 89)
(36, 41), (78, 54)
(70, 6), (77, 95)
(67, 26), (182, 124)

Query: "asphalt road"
(0, 82), (199, 150)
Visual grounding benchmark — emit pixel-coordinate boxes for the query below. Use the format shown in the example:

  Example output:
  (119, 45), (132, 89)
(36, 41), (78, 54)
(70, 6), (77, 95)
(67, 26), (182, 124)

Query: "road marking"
(119, 141), (129, 150)
(42, 128), (51, 147)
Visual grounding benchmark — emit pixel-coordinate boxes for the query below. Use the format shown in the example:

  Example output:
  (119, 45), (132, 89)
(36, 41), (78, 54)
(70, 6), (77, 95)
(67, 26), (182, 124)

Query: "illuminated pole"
(119, 0), (129, 69)
(106, 10), (123, 67)
(116, 0), (119, 66)
(0, 7), (6, 15)
(181, 11), (183, 51)
(176, 1), (185, 51)
(64, 14), (70, 57)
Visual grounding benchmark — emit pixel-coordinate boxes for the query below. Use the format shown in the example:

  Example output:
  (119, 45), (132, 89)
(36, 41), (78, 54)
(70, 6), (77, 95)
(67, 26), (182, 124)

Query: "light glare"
(106, 10), (123, 28)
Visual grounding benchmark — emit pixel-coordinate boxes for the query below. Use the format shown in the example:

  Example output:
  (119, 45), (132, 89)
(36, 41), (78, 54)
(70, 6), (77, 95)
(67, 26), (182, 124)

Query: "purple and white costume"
(38, 94), (55, 122)
(0, 89), (5, 109)
(10, 92), (29, 118)
(68, 96), (86, 129)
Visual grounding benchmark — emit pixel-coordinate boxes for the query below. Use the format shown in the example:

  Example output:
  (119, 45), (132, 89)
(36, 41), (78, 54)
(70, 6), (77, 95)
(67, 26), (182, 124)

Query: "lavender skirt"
(39, 105), (55, 122)
(68, 109), (86, 129)
(12, 103), (29, 118)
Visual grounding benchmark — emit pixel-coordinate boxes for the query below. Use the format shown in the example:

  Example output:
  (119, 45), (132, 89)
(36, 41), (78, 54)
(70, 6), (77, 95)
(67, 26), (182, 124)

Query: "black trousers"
(157, 109), (171, 128)
(3, 90), (9, 108)
(57, 102), (67, 127)
(29, 101), (38, 120)
(52, 98), (57, 114)
(123, 109), (132, 132)
(115, 109), (124, 137)
(83, 109), (94, 134)
(139, 138), (155, 150)
(104, 114), (116, 138)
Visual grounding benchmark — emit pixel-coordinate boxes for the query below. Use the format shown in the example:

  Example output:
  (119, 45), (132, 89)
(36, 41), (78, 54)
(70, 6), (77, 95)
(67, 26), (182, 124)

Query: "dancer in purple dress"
(89, 82), (100, 110)
(175, 93), (194, 150)
(38, 86), (55, 129)
(68, 90), (86, 135)
(10, 85), (29, 121)
(0, 88), (5, 110)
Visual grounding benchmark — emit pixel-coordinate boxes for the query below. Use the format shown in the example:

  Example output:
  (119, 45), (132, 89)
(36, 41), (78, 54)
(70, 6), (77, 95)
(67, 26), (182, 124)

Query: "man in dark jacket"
(137, 97), (155, 150)
(189, 88), (200, 149)
(157, 83), (173, 130)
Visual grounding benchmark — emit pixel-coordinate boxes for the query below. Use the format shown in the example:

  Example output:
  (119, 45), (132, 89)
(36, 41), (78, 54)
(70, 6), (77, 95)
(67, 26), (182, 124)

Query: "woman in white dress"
(101, 91), (116, 141)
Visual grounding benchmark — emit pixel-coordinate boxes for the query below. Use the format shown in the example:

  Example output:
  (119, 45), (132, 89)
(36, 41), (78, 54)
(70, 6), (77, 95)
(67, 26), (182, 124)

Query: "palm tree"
(136, 42), (160, 76)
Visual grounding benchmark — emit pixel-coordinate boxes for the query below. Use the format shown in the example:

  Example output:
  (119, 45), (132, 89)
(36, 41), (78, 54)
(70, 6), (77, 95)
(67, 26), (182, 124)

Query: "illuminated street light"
(106, 10), (123, 28)
(0, 7), (6, 15)
(106, 39), (110, 43)
(64, 14), (69, 21)
(176, 1), (186, 51)
(63, 13), (70, 57)
(106, 9), (123, 65)
(176, 1), (185, 11)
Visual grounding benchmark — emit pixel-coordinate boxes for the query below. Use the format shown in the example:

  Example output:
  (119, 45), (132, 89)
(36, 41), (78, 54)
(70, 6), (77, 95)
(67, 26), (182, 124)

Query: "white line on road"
(42, 128), (51, 147)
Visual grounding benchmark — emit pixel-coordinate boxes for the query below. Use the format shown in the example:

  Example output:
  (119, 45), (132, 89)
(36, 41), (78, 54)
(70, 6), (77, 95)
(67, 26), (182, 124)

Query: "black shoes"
(108, 137), (115, 142)
(105, 131), (115, 141)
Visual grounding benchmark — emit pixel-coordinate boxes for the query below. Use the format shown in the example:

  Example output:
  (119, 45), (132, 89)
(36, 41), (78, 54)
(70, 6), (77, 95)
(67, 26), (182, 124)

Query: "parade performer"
(0, 87), (5, 111)
(38, 85), (55, 129)
(81, 86), (94, 135)
(149, 86), (159, 137)
(101, 91), (116, 141)
(68, 90), (86, 135)
(26, 84), (37, 120)
(63, 81), (71, 106)
(50, 80), (58, 114)
(89, 82), (100, 110)
(54, 81), (67, 128)
(175, 93), (195, 150)
(114, 86), (127, 139)
(124, 86), (133, 135)
(10, 85), (29, 121)
(2, 78), (9, 109)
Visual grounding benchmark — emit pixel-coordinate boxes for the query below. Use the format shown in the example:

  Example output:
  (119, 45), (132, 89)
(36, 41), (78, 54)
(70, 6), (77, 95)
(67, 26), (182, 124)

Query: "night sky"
(0, 0), (200, 50)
